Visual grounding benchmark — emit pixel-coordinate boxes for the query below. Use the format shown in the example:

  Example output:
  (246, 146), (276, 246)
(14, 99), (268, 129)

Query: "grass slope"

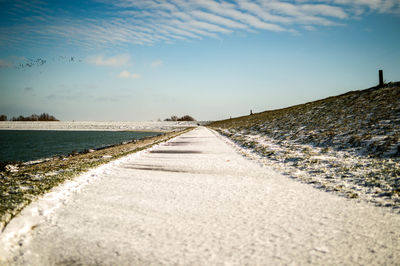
(209, 83), (400, 210)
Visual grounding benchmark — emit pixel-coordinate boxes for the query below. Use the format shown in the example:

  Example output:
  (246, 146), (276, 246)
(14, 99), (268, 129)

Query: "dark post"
(379, 70), (384, 87)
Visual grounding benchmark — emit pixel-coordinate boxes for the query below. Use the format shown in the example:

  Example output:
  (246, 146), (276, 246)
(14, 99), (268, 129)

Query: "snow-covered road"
(2, 127), (400, 265)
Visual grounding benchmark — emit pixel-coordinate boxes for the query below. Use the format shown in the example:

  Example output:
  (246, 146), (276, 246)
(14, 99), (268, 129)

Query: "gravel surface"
(1, 127), (399, 265)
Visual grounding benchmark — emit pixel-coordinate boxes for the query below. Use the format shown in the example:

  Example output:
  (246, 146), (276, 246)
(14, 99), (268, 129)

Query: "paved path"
(2, 127), (400, 265)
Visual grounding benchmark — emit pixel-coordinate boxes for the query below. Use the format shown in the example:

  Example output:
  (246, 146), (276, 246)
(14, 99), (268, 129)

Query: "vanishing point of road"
(1, 127), (399, 265)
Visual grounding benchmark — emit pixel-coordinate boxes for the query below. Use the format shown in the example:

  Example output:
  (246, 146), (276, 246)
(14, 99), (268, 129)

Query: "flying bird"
(15, 56), (81, 70)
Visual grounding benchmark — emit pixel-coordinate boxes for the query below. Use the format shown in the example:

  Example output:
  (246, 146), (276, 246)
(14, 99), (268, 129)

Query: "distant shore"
(0, 121), (207, 132)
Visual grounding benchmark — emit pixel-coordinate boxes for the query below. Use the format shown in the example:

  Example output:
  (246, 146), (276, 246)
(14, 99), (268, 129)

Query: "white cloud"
(332, 0), (400, 13)
(237, 0), (294, 24)
(86, 54), (130, 67)
(119, 70), (141, 79)
(187, 20), (233, 33)
(303, 25), (317, 31)
(169, 19), (219, 38)
(151, 60), (163, 68)
(190, 10), (249, 29)
(300, 4), (348, 19)
(2, 0), (399, 49)
(192, 0), (286, 31)
(157, 24), (199, 39)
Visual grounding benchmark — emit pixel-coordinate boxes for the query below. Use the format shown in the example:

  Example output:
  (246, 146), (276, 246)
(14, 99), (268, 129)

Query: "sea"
(0, 130), (161, 162)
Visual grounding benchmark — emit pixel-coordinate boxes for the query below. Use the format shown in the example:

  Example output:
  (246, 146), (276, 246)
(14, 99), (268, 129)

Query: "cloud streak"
(119, 70), (141, 79)
(86, 54), (130, 67)
(1, 0), (399, 49)
(151, 60), (163, 68)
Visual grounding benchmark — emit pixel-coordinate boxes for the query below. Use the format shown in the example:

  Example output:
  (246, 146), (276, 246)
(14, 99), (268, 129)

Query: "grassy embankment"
(209, 83), (400, 210)
(0, 128), (194, 231)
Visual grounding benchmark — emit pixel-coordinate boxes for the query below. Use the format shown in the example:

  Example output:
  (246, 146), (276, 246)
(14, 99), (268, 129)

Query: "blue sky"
(0, 0), (399, 121)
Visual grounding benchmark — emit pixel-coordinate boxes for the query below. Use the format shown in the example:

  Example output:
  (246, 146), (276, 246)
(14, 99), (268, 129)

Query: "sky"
(0, 0), (399, 121)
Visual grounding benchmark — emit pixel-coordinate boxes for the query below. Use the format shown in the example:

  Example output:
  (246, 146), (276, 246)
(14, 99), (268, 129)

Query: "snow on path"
(2, 127), (400, 265)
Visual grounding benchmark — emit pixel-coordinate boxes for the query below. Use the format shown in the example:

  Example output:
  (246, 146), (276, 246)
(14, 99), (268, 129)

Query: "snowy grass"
(209, 83), (400, 211)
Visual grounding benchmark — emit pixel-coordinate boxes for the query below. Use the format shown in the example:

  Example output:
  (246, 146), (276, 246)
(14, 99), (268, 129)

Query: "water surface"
(0, 130), (161, 162)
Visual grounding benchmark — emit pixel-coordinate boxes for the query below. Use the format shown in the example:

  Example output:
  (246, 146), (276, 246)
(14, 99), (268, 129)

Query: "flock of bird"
(15, 56), (81, 70)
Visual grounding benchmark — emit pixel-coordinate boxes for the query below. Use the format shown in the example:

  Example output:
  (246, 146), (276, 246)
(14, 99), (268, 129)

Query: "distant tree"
(177, 115), (195, 121)
(29, 114), (39, 121)
(38, 113), (58, 121)
(0, 114), (7, 121)
(164, 115), (196, 121)
(164, 115), (178, 121)
(8, 113), (59, 121)
(39, 113), (48, 121)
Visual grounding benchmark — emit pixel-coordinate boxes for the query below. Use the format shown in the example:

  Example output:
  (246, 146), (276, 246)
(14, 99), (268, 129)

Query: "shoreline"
(0, 127), (194, 232)
(0, 121), (206, 132)
(0, 130), (165, 164)
(0, 128), (171, 132)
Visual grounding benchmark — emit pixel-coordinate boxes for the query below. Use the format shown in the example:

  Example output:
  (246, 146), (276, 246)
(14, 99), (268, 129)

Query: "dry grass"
(210, 83), (400, 158)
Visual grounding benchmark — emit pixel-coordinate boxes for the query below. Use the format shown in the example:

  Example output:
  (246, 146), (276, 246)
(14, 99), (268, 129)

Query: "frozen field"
(0, 121), (202, 132)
